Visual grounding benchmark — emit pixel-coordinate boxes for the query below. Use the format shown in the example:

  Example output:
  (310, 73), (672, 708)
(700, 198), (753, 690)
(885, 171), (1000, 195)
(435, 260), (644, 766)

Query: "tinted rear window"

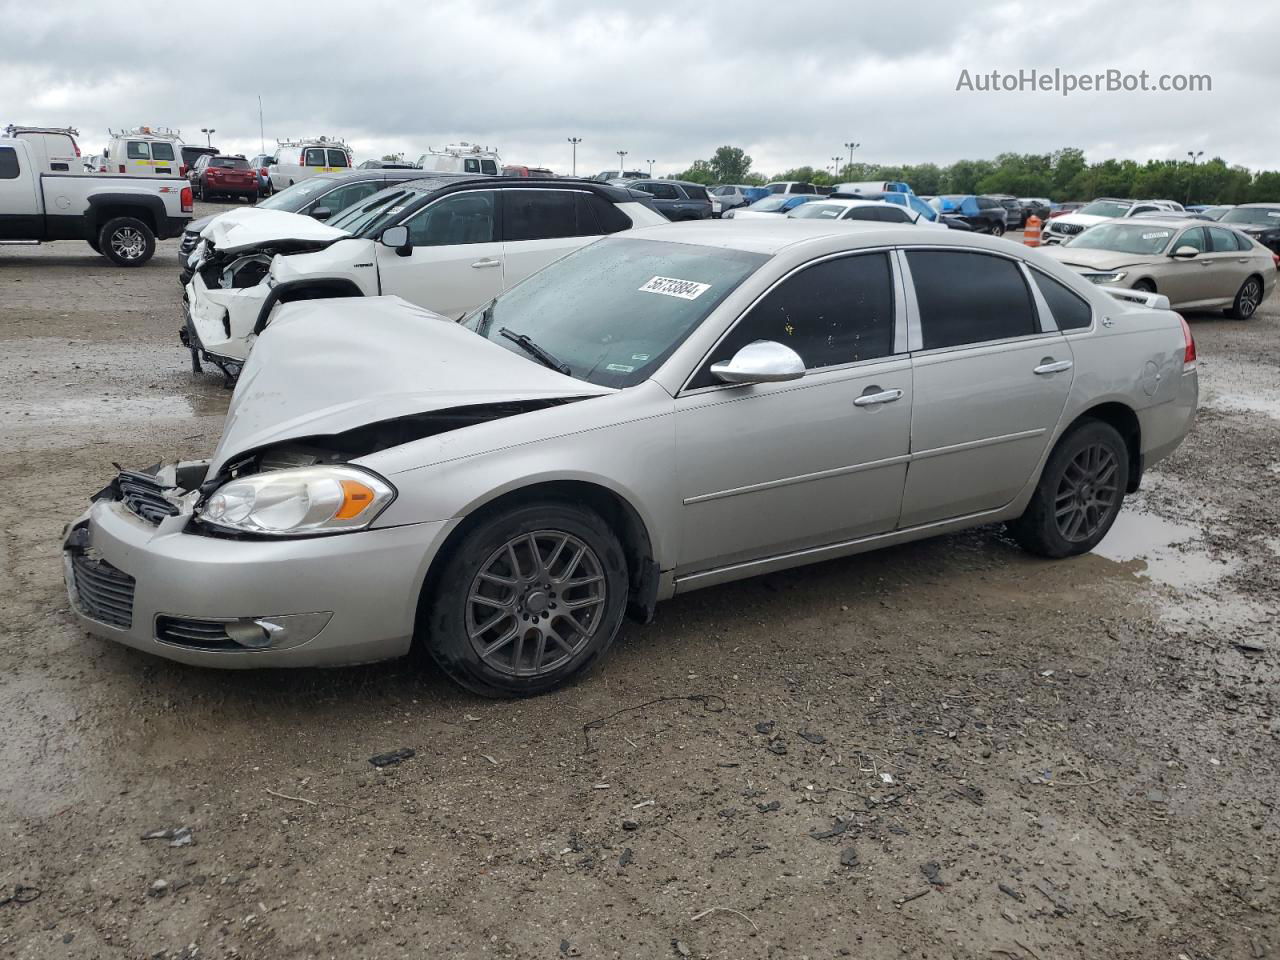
(907, 250), (1037, 349)
(151, 142), (175, 161)
(1030, 268), (1092, 331)
(210, 156), (249, 169)
(326, 149), (349, 167)
(0, 146), (19, 179)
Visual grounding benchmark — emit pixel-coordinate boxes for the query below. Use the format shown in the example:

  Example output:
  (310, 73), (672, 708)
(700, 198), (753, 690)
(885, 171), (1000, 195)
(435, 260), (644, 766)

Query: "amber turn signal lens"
(334, 479), (377, 520)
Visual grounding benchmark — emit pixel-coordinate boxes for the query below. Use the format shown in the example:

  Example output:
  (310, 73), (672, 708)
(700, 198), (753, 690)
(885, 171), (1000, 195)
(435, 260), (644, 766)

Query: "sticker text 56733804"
(638, 276), (711, 300)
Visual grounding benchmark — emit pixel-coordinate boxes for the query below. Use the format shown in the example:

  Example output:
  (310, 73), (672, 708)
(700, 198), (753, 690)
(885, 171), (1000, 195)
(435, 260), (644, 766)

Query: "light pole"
(831, 157), (842, 181)
(201, 127), (216, 147)
(1185, 150), (1204, 204)
(843, 141), (860, 171)
(617, 150), (628, 176)
(648, 159), (654, 176)
(567, 136), (582, 176)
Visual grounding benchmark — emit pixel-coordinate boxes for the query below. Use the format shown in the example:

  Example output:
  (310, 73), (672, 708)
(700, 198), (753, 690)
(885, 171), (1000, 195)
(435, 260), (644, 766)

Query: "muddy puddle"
(1204, 391), (1280, 420)
(1094, 507), (1236, 590)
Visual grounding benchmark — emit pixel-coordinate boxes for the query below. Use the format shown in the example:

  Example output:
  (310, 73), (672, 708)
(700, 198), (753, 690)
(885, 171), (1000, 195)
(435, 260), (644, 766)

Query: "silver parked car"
(63, 221), (1198, 697)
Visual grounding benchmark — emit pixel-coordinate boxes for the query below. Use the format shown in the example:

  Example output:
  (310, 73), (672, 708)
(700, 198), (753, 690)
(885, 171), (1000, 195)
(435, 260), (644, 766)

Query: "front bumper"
(184, 272), (271, 363)
(63, 473), (452, 668)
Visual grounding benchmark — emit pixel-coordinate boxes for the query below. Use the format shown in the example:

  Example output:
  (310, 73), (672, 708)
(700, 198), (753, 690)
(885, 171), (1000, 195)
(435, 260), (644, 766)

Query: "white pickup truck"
(0, 138), (192, 265)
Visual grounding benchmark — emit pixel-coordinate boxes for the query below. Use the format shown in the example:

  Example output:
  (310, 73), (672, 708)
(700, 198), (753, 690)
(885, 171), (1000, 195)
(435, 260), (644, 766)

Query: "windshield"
(789, 202), (847, 220)
(460, 237), (768, 389)
(257, 178), (337, 212)
(746, 196), (790, 212)
(1065, 222), (1174, 254)
(1077, 200), (1132, 218)
(1221, 207), (1280, 226)
(327, 187), (415, 233)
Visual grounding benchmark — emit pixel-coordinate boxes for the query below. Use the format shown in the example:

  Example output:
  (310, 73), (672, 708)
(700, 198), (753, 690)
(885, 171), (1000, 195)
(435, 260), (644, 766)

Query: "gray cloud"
(2, 0), (1275, 177)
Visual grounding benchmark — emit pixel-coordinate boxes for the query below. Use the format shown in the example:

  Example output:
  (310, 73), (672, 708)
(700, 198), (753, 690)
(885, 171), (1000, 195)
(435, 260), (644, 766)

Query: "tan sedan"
(1043, 217), (1277, 318)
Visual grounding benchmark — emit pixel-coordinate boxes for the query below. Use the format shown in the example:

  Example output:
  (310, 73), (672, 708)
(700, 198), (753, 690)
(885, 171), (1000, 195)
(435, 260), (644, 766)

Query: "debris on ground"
(368, 747), (415, 768)
(141, 826), (193, 847)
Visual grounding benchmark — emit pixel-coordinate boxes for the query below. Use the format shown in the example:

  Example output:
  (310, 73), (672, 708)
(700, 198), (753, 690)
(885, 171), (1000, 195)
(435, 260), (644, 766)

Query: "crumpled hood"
(209, 296), (613, 475)
(200, 208), (350, 254)
(1041, 246), (1151, 272)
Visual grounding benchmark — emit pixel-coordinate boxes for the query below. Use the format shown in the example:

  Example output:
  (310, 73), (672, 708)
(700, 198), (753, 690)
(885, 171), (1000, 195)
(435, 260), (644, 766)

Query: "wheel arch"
(414, 478), (661, 646)
(252, 277), (365, 334)
(1060, 401), (1143, 492)
(86, 194), (161, 238)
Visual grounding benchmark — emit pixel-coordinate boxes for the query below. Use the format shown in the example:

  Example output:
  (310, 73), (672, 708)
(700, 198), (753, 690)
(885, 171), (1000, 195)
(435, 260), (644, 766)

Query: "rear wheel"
(1008, 420), (1129, 558)
(424, 502), (629, 697)
(98, 217), (155, 267)
(990, 222), (1006, 237)
(1226, 276), (1263, 319)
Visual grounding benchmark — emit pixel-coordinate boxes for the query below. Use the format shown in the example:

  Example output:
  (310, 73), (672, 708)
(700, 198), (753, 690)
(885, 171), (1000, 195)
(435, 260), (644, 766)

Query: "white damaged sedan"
(66, 221), (1197, 696)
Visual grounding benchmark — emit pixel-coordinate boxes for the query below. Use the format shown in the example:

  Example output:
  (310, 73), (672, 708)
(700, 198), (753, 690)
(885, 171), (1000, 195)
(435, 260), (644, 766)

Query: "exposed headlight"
(199, 465), (395, 536)
(1081, 272), (1127, 284)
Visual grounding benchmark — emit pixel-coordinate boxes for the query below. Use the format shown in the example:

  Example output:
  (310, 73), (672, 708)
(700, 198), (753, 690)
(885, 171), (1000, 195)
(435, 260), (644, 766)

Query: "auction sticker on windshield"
(1142, 231), (1171, 240)
(639, 276), (711, 300)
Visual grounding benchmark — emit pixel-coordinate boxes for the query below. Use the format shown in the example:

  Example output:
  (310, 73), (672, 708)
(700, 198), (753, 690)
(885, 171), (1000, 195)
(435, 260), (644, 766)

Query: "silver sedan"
(64, 221), (1198, 696)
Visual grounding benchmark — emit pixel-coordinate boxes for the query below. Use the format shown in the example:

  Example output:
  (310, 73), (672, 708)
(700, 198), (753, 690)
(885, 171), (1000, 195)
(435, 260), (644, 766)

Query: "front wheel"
(424, 502), (629, 697)
(990, 222), (1005, 237)
(99, 217), (156, 267)
(1226, 276), (1263, 319)
(1007, 420), (1129, 558)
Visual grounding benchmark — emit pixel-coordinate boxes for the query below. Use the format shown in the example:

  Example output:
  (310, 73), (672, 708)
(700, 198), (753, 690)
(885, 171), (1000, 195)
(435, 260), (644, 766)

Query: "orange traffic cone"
(1024, 215), (1042, 247)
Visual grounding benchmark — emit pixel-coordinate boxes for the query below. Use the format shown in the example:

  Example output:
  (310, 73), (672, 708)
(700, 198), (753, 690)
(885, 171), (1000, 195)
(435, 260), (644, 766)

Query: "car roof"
(623, 218), (1011, 256)
(1121, 216), (1220, 229)
(801, 198), (896, 209)
(398, 175), (642, 203)
(1237, 202), (1280, 209)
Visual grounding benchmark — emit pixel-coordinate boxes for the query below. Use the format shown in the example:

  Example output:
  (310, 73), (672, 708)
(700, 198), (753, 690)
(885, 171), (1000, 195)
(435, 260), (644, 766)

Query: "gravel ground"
(1, 208), (1277, 960)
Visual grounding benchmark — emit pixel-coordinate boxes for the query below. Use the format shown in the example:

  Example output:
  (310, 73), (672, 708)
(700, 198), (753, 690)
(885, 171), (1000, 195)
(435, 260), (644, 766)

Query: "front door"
(1159, 226), (1212, 307)
(900, 248), (1073, 527)
(375, 189), (504, 320)
(675, 251), (912, 575)
(0, 145), (40, 240)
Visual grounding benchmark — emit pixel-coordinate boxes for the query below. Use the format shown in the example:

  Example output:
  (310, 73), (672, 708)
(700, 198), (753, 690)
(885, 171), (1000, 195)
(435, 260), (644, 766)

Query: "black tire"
(423, 502), (629, 698)
(1225, 275), (1263, 320)
(1007, 419), (1129, 559)
(990, 222), (1006, 237)
(98, 217), (155, 267)
(87, 237), (100, 253)
(1132, 279), (1156, 293)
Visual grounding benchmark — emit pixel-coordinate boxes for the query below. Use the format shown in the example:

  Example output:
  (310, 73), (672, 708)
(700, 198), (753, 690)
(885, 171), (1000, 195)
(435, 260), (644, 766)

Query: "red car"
(190, 155), (259, 202)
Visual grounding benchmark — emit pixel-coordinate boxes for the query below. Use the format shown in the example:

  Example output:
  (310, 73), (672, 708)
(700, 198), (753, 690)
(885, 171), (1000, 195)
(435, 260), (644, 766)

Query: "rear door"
(149, 141), (176, 177)
(374, 188), (504, 319)
(0, 145), (41, 239)
(899, 247), (1073, 527)
(500, 188), (605, 286)
(1205, 226), (1252, 303)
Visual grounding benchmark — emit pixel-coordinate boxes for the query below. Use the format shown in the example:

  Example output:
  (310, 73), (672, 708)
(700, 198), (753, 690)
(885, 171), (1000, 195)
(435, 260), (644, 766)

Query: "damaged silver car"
(64, 221), (1198, 697)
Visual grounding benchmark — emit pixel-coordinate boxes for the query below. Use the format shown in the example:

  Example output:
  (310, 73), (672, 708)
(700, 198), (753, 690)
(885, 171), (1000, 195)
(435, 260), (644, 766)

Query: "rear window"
(210, 156), (249, 169)
(480, 159), (498, 175)
(151, 142), (175, 161)
(303, 148), (327, 166)
(327, 149), (349, 168)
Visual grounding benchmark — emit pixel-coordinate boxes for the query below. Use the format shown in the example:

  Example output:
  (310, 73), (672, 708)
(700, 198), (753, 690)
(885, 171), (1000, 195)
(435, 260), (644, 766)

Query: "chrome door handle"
(1198, 260), (1211, 267)
(1034, 359), (1073, 375)
(471, 258), (501, 269)
(853, 388), (904, 406)
(1238, 258), (1250, 262)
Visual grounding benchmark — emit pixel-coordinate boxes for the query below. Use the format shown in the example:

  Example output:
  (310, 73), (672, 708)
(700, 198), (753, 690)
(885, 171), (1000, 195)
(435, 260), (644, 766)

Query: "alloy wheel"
(1239, 278), (1261, 318)
(110, 228), (146, 261)
(465, 530), (607, 678)
(1054, 443), (1120, 542)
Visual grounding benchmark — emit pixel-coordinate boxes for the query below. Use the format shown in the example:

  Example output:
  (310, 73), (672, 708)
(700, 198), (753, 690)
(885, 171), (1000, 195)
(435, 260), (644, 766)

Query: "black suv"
(1219, 204), (1280, 255)
(618, 179), (713, 221)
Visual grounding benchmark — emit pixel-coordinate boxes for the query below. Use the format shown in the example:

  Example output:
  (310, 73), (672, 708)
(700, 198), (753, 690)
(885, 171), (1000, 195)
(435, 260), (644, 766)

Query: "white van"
(104, 127), (184, 178)
(3, 126), (81, 173)
(269, 138), (353, 192)
(415, 142), (501, 176)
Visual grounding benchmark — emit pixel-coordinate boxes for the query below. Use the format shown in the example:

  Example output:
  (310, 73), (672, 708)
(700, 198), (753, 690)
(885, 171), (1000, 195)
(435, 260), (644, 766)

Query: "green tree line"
(673, 146), (1280, 204)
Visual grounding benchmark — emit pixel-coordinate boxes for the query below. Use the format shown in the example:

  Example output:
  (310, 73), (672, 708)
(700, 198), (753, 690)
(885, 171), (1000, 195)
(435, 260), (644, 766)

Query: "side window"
(1206, 226), (1239, 253)
(1234, 230), (1255, 251)
(1175, 227), (1208, 253)
(683, 185), (709, 202)
(1129, 205), (1156, 216)
(693, 253), (897, 387)
(630, 182), (655, 195)
(327, 149), (349, 168)
(876, 206), (912, 223)
(1030, 267), (1092, 331)
(151, 142), (175, 162)
(843, 207), (878, 221)
(403, 191), (497, 246)
(579, 193), (631, 234)
(0, 146), (19, 179)
(907, 250), (1037, 350)
(313, 181), (380, 215)
(503, 190), (586, 241)
(303, 148), (327, 166)
(650, 183), (679, 200)
(126, 141), (150, 160)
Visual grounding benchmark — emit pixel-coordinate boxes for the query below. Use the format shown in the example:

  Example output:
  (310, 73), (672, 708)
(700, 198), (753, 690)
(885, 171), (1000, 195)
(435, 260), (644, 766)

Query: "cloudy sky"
(3, 0), (1276, 177)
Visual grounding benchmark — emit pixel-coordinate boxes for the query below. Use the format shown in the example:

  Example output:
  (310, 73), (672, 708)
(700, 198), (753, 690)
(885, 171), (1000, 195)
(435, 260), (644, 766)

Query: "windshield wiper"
(499, 327), (571, 376)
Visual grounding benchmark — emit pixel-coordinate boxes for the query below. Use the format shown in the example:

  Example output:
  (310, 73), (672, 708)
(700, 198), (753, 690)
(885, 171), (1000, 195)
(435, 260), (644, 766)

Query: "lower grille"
(69, 551), (135, 629)
(118, 471), (180, 524)
(155, 616), (239, 651)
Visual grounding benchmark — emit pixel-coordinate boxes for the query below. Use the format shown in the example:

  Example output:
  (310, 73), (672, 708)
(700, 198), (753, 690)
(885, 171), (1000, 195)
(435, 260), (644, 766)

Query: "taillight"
(300, 152), (307, 165)
(73, 141), (81, 157)
(181, 186), (193, 213)
(179, 164), (187, 177)
(118, 164), (125, 173)
(1179, 315), (1196, 371)
(260, 167), (268, 176)
(1273, 253), (1279, 270)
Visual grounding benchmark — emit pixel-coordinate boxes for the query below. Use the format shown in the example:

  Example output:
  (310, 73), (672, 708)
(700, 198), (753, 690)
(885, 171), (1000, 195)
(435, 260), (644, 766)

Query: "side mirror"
(1170, 245), (1199, 259)
(311, 206), (332, 221)
(380, 225), (411, 256)
(709, 340), (805, 385)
